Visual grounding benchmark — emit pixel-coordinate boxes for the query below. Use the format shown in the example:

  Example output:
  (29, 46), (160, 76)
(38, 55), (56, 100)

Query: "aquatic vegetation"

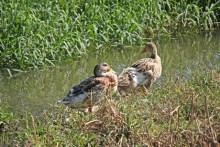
(0, 68), (220, 146)
(0, 0), (220, 70)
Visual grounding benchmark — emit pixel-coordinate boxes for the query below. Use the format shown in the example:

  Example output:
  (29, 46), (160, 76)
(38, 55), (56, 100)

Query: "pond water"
(0, 33), (220, 116)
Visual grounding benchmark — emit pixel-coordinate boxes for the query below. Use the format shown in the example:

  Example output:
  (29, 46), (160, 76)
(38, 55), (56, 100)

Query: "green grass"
(0, 0), (220, 71)
(1, 68), (220, 146)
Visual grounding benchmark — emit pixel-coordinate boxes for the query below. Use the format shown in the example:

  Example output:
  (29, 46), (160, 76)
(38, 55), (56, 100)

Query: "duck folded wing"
(82, 78), (106, 93)
(118, 69), (135, 87)
(59, 77), (106, 108)
(66, 76), (95, 97)
(131, 58), (157, 73)
(118, 59), (157, 90)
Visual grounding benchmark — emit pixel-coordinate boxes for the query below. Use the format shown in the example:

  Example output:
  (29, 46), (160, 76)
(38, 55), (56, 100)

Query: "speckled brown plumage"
(118, 42), (162, 93)
(58, 63), (118, 111)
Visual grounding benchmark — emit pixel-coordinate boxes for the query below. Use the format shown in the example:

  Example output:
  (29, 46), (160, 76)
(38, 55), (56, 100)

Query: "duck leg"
(88, 106), (93, 113)
(106, 99), (116, 116)
(104, 94), (118, 117)
(140, 85), (148, 95)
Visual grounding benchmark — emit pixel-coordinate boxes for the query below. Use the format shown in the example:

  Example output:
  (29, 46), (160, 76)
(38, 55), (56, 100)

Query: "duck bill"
(140, 48), (147, 53)
(111, 69), (116, 74)
(108, 67), (116, 74)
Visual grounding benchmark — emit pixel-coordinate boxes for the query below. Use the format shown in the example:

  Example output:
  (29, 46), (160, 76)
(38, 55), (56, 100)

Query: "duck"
(118, 42), (162, 94)
(58, 62), (118, 113)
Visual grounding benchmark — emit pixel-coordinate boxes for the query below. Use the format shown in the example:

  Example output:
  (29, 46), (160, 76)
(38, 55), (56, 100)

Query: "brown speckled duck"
(118, 42), (162, 94)
(58, 62), (118, 112)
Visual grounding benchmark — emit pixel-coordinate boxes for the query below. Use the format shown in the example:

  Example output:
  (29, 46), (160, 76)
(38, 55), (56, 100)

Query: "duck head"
(141, 42), (157, 59)
(94, 62), (116, 77)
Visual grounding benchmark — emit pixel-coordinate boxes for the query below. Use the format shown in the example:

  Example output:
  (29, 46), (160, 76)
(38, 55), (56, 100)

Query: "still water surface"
(0, 33), (220, 116)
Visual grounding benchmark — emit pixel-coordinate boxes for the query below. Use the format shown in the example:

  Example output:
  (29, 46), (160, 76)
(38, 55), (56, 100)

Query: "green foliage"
(0, 109), (13, 123)
(0, 0), (220, 70)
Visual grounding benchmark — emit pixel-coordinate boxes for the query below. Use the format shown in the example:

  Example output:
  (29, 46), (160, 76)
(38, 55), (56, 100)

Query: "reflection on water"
(0, 33), (220, 116)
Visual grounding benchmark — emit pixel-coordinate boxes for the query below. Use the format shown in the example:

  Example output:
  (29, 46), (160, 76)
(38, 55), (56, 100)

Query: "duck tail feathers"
(57, 99), (69, 104)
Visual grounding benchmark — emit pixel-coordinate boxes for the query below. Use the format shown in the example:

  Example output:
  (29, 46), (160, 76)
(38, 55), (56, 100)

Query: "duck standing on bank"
(118, 42), (162, 94)
(58, 62), (118, 113)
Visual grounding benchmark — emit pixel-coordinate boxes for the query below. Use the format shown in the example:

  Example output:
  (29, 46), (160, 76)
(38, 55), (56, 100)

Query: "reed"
(0, 0), (219, 70)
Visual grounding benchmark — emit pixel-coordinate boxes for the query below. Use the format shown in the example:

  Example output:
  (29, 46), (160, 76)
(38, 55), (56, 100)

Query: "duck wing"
(131, 58), (156, 74)
(65, 76), (95, 97)
(58, 77), (95, 105)
(118, 58), (157, 91)
(118, 68), (136, 87)
(58, 76), (110, 108)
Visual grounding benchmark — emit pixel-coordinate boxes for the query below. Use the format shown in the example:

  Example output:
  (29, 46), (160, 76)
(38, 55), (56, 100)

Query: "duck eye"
(102, 63), (108, 66)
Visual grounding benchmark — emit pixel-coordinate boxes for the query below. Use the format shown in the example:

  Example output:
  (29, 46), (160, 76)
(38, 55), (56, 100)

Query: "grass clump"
(0, 0), (220, 70)
(1, 68), (220, 146)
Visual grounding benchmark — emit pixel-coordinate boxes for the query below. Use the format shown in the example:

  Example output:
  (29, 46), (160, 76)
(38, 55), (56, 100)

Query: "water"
(0, 33), (220, 116)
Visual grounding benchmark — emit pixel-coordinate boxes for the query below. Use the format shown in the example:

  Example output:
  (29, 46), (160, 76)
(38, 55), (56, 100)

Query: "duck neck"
(150, 49), (157, 59)
(100, 72), (117, 82)
(109, 74), (118, 87)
